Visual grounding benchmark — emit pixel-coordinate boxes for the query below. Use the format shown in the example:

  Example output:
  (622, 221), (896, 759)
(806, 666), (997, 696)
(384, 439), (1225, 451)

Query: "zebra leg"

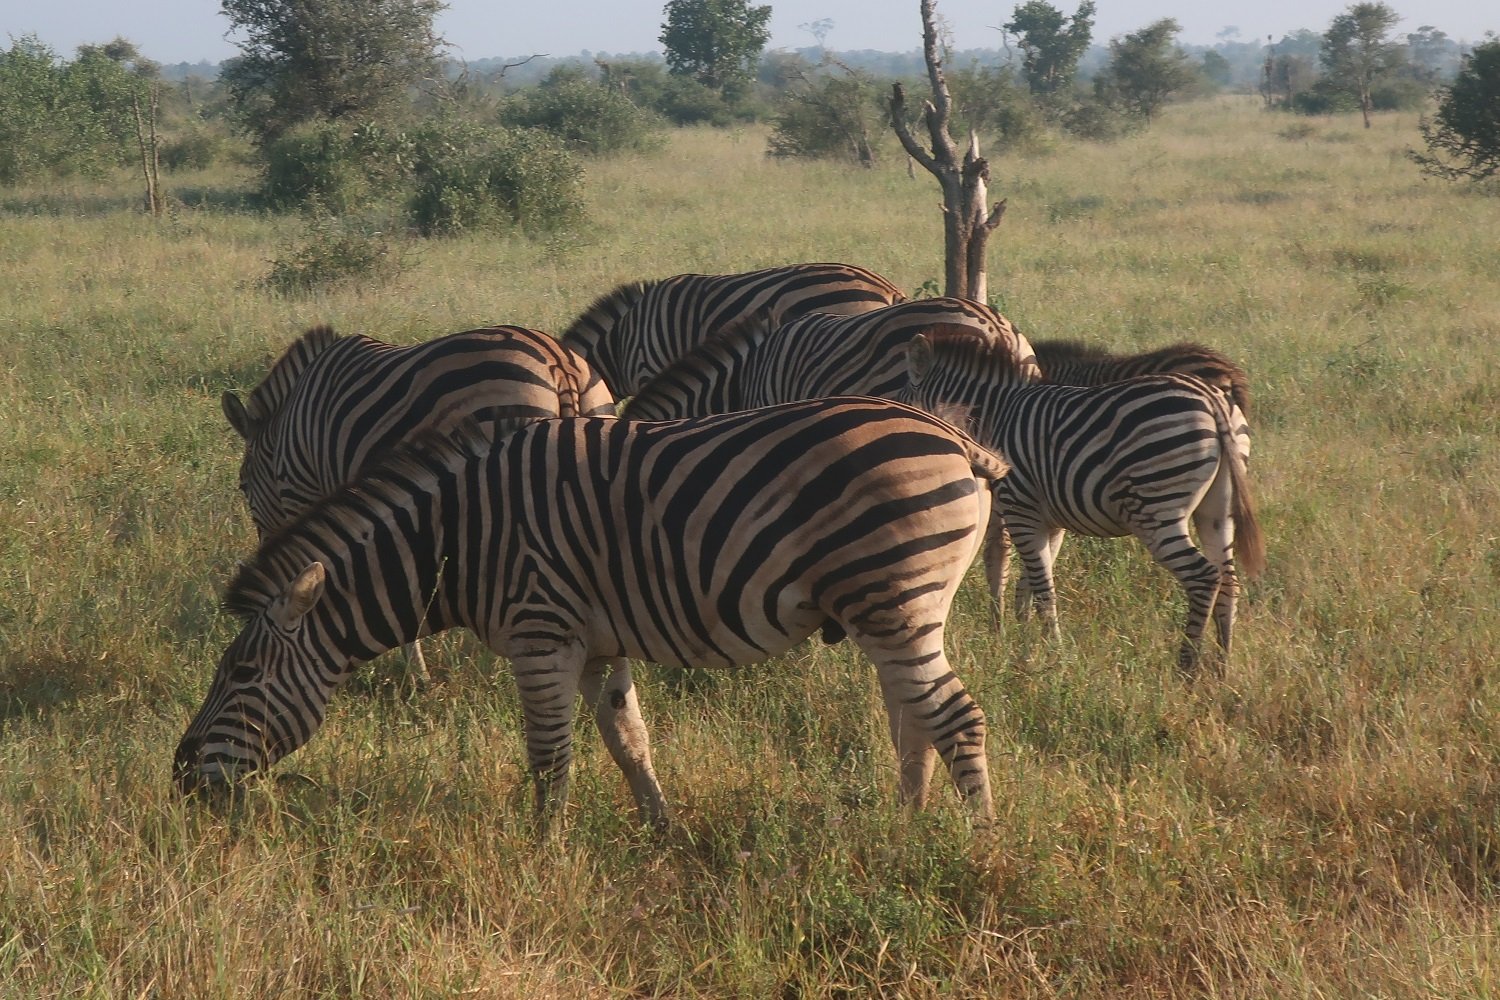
(1008, 518), (1063, 638)
(511, 645), (585, 838)
(1137, 518), (1222, 677)
(982, 495), (1011, 626)
(580, 656), (670, 830)
(868, 641), (993, 822)
(1192, 504), (1239, 670)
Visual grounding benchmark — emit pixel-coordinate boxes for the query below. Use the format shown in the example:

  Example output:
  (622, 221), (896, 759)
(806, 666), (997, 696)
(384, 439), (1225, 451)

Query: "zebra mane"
(559, 279), (655, 350)
(220, 418), (497, 620)
(243, 325), (344, 426)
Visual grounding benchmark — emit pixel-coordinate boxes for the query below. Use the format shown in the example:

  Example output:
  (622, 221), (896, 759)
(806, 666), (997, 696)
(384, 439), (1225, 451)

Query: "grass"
(2, 98), (1499, 996)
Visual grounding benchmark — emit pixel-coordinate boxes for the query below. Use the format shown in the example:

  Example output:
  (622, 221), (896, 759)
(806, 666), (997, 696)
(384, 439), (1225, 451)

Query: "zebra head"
(174, 560), (347, 796)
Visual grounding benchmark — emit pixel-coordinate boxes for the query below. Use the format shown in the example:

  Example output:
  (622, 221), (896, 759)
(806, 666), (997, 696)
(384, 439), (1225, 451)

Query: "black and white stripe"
(1035, 338), (1252, 459)
(177, 398), (1008, 831)
(624, 297), (1038, 420)
(223, 324), (615, 537)
(559, 262), (906, 399)
(900, 330), (1266, 675)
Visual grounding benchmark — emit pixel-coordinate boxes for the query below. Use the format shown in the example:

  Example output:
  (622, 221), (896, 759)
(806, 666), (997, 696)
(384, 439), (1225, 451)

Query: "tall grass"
(2, 99), (1498, 997)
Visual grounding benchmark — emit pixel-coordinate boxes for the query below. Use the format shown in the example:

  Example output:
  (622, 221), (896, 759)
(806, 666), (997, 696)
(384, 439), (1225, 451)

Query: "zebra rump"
(177, 397), (1008, 832)
(222, 323), (616, 537)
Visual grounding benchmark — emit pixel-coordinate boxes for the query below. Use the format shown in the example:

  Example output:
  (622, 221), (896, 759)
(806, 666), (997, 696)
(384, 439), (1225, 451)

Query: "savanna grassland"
(2, 97), (1499, 997)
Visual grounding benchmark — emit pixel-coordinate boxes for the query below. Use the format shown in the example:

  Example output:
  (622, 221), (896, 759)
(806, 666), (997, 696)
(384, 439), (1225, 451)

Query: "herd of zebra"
(175, 261), (1264, 833)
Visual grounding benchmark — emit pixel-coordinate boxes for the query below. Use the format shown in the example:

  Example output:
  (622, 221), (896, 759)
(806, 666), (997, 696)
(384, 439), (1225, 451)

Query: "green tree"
(0, 36), (154, 184)
(1409, 38), (1500, 181)
(659, 0), (772, 97)
(219, 0), (447, 142)
(1096, 19), (1194, 125)
(1002, 1), (1095, 97)
(1320, 2), (1404, 127)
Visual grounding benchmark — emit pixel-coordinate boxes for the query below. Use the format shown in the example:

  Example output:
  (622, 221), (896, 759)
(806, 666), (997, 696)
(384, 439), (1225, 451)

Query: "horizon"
(5, 0), (1495, 67)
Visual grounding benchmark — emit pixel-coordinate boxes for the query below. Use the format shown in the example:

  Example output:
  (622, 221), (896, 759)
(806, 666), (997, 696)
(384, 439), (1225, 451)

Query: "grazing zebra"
(624, 297), (1038, 420)
(558, 262), (906, 399)
(176, 397), (1008, 833)
(899, 329), (1266, 675)
(221, 324), (615, 681)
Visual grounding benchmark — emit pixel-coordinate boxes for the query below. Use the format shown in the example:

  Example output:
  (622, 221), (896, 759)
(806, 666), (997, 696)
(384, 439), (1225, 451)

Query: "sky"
(3, 0), (1495, 66)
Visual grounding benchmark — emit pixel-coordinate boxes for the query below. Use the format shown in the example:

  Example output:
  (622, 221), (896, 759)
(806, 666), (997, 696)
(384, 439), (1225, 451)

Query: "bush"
(767, 73), (882, 165)
(1060, 97), (1134, 141)
(159, 124), (227, 171)
(263, 216), (403, 294)
(403, 121), (585, 236)
(259, 123), (378, 212)
(500, 70), (664, 155)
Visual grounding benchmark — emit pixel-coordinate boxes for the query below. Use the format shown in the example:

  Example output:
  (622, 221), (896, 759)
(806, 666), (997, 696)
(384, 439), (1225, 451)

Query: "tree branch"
(889, 83), (940, 175)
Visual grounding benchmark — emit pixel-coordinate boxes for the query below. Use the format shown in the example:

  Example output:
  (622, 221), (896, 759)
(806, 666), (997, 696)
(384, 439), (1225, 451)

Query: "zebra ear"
(222, 391), (259, 441)
(269, 562), (326, 629)
(907, 334), (934, 386)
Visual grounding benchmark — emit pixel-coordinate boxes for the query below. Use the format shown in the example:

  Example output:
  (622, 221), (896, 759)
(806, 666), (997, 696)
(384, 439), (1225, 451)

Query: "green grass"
(2, 100), (1499, 997)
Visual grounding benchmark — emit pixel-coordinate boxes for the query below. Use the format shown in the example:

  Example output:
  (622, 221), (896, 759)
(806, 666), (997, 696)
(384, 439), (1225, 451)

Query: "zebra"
(558, 262), (906, 399)
(221, 324), (615, 681)
(623, 297), (1039, 421)
(899, 328), (1266, 675)
(176, 397), (1009, 834)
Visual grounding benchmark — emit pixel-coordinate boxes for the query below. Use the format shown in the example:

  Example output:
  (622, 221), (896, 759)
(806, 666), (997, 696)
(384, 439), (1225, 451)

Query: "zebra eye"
(229, 663), (260, 684)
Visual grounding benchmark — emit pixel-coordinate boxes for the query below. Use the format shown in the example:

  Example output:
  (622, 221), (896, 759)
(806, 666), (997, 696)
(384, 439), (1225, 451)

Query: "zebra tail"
(964, 439), (1011, 483)
(1213, 393), (1266, 578)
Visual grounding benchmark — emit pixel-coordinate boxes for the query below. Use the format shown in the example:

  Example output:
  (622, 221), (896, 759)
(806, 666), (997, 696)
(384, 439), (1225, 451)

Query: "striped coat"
(223, 324), (615, 537)
(901, 330), (1266, 675)
(559, 262), (906, 399)
(624, 297), (1038, 420)
(177, 398), (1008, 832)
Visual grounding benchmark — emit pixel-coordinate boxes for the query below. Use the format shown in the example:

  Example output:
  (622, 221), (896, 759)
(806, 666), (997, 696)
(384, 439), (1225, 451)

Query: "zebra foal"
(899, 329), (1266, 675)
(221, 324), (615, 682)
(176, 398), (1008, 832)
(559, 262), (906, 399)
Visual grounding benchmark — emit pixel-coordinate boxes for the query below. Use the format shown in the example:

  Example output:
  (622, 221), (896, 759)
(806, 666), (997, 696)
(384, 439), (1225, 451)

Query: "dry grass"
(2, 99), (1499, 997)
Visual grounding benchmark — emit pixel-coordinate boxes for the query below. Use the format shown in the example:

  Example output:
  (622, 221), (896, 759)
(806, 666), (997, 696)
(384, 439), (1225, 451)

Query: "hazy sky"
(5, 0), (1495, 65)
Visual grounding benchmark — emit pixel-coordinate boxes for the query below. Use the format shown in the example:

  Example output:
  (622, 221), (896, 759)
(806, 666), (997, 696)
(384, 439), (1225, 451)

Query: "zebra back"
(1033, 339), (1252, 416)
(624, 297), (1037, 421)
(223, 324), (615, 536)
(558, 262), (906, 398)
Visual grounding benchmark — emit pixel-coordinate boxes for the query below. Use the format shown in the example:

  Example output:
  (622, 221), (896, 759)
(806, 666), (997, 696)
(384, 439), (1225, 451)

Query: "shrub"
(263, 216), (403, 294)
(403, 121), (585, 236)
(500, 71), (664, 155)
(259, 123), (376, 212)
(159, 124), (227, 171)
(767, 72), (882, 165)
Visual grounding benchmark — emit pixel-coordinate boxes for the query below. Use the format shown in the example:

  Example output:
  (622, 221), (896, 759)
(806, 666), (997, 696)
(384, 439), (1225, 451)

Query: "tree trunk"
(888, 0), (1006, 302)
(131, 88), (163, 217)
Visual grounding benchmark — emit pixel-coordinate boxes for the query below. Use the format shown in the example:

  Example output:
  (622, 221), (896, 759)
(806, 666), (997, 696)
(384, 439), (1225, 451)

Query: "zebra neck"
(308, 486), (459, 661)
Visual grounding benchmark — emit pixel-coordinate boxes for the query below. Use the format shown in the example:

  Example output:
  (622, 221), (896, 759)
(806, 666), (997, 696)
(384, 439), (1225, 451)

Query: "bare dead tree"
(889, 0), (1006, 302)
